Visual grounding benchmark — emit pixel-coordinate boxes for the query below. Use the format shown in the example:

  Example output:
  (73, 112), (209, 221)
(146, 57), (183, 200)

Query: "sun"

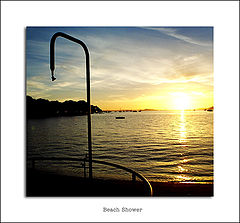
(171, 92), (191, 110)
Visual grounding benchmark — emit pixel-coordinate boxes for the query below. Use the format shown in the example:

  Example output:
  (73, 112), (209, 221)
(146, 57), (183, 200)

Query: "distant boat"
(206, 106), (214, 112)
(116, 116), (125, 119)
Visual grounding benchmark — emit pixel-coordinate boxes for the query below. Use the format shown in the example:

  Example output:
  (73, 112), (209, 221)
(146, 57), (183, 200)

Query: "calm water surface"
(27, 111), (213, 182)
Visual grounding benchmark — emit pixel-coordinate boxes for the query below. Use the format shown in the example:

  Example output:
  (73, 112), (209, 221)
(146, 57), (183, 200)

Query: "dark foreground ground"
(26, 169), (213, 197)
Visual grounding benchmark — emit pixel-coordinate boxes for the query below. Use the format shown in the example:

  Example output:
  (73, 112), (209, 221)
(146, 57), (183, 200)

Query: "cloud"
(26, 27), (213, 108)
(145, 27), (213, 47)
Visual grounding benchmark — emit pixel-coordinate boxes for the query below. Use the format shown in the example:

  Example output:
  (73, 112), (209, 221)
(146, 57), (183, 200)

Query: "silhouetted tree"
(26, 96), (102, 119)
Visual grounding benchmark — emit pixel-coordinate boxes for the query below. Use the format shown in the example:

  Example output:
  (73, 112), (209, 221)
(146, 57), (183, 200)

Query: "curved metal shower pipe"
(49, 32), (92, 179)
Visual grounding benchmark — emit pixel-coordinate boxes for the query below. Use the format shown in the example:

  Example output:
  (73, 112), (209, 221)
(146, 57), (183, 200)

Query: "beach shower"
(49, 32), (93, 179)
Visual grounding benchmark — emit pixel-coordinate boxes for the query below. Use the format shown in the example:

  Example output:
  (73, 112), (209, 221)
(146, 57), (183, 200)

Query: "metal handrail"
(28, 157), (153, 196)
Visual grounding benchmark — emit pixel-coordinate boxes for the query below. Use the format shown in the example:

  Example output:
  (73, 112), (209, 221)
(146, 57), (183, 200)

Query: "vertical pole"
(86, 52), (92, 179)
(32, 160), (35, 170)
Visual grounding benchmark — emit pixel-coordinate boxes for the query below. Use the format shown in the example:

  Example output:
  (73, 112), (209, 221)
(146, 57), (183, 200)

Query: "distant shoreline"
(27, 95), (102, 119)
(102, 108), (213, 112)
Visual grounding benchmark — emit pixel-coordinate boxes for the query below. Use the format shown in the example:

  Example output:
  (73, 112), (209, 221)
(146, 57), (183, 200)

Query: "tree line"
(27, 96), (102, 119)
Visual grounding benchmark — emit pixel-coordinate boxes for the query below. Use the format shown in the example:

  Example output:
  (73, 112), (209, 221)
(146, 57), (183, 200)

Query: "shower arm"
(50, 32), (90, 82)
(50, 32), (92, 179)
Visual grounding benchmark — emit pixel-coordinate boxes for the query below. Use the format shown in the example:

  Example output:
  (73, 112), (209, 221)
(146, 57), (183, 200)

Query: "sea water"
(27, 111), (213, 182)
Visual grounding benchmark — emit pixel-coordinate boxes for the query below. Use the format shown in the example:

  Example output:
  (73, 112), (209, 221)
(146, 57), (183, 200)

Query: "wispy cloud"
(26, 27), (213, 109)
(145, 27), (213, 47)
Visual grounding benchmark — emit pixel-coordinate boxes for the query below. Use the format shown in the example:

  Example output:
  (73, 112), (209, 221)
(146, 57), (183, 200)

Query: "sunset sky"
(26, 27), (213, 110)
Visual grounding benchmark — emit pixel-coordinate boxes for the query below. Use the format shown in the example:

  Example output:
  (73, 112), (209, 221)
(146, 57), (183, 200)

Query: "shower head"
(51, 70), (56, 81)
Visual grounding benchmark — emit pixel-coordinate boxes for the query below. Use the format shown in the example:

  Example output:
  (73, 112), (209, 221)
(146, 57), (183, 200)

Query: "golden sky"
(27, 27), (213, 110)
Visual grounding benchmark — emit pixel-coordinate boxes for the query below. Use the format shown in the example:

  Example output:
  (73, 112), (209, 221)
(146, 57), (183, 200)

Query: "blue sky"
(26, 27), (213, 110)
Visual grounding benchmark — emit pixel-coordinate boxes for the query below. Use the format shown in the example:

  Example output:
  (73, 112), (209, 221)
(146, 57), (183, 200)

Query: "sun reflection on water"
(179, 111), (187, 143)
(177, 111), (192, 180)
(178, 165), (186, 173)
(177, 159), (189, 173)
(175, 174), (192, 181)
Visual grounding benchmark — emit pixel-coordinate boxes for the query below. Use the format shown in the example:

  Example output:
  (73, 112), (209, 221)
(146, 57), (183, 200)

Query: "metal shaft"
(50, 32), (92, 179)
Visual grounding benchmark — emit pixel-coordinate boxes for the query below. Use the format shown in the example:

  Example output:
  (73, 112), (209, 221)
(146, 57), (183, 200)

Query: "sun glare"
(172, 92), (191, 110)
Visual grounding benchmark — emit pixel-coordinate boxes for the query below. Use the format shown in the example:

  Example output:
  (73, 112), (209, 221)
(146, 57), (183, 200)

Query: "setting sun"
(171, 92), (191, 110)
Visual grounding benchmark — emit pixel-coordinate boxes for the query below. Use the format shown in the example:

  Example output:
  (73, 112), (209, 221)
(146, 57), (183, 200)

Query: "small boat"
(116, 116), (125, 119)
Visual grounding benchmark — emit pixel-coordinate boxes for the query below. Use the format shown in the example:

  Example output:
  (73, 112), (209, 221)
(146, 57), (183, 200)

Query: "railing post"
(132, 173), (136, 182)
(83, 159), (86, 179)
(32, 160), (35, 170)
